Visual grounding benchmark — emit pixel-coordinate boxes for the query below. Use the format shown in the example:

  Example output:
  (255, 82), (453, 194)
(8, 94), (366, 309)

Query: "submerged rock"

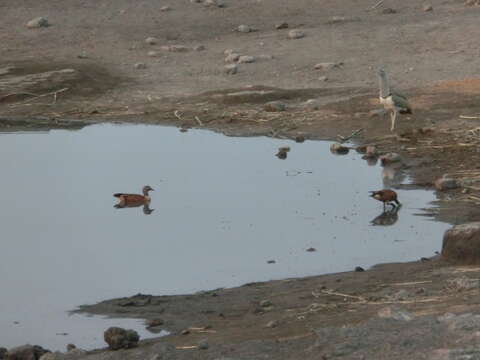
(442, 223), (480, 264)
(330, 143), (349, 154)
(104, 327), (139, 350)
(435, 176), (459, 191)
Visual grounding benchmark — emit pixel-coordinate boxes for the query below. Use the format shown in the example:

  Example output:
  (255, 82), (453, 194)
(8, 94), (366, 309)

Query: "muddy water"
(0, 124), (448, 350)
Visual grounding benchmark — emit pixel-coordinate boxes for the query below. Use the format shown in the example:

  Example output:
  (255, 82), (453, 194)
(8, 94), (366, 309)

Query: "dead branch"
(9, 88), (69, 106)
(367, 0), (384, 11)
(460, 115), (480, 119)
(174, 110), (183, 121)
(194, 116), (204, 126)
(337, 128), (365, 143)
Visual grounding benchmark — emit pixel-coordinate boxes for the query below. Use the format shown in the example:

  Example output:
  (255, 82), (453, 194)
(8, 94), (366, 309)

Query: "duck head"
(142, 185), (154, 195)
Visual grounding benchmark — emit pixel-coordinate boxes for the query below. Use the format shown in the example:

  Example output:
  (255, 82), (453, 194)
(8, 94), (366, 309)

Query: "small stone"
(145, 37), (158, 45)
(237, 24), (252, 33)
(364, 145), (378, 158)
(160, 45), (189, 52)
(257, 54), (274, 60)
(275, 22), (289, 29)
(134, 63), (147, 69)
(181, 329), (190, 335)
(330, 143), (349, 154)
(382, 8), (397, 14)
(276, 150), (287, 159)
(306, 247), (316, 252)
(238, 55), (255, 63)
(147, 51), (160, 57)
(66, 344), (76, 352)
(224, 53), (240, 63)
(26, 17), (49, 28)
(260, 300), (272, 307)
(303, 99), (321, 110)
(295, 135), (305, 143)
(223, 49), (236, 55)
(423, 4), (433, 11)
(278, 146), (290, 153)
(326, 16), (361, 24)
(266, 320), (279, 328)
(160, 6), (171, 11)
(6, 345), (50, 360)
(442, 223), (480, 264)
(267, 260), (276, 264)
(434, 176), (459, 191)
(318, 76), (328, 81)
(378, 306), (414, 321)
(147, 319), (164, 328)
(314, 62), (342, 71)
(104, 327), (139, 350)
(193, 45), (206, 51)
(288, 29), (305, 39)
(379, 152), (401, 165)
(205, 0), (226, 7)
(198, 339), (209, 350)
(224, 64), (238, 75)
(355, 266), (365, 272)
(264, 101), (286, 112)
(390, 289), (410, 301)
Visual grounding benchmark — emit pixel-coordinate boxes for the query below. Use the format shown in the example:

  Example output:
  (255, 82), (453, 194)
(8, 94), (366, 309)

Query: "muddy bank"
(72, 258), (480, 360)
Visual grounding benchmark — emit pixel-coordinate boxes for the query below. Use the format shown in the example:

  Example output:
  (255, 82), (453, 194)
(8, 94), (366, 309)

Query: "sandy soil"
(3, 0), (480, 358)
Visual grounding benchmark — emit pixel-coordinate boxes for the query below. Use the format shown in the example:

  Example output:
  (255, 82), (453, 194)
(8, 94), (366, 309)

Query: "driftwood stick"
(194, 116), (204, 126)
(9, 88), (69, 106)
(337, 128), (364, 143)
(368, 0), (384, 10)
(174, 110), (183, 121)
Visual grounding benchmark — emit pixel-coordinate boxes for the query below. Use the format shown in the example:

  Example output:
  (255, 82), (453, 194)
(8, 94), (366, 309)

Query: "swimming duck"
(369, 189), (400, 211)
(114, 185), (154, 208)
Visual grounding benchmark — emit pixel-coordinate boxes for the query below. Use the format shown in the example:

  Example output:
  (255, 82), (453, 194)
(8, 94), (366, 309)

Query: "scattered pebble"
(355, 266), (365, 272)
(237, 24), (252, 33)
(382, 8), (397, 14)
(193, 45), (206, 51)
(145, 37), (158, 45)
(225, 53), (240, 63)
(134, 63), (147, 69)
(378, 306), (414, 321)
(104, 327), (139, 350)
(224, 64), (238, 75)
(238, 55), (255, 63)
(147, 51), (160, 57)
(288, 29), (305, 39)
(160, 6), (171, 11)
(160, 45), (189, 52)
(26, 17), (49, 28)
(198, 339), (209, 350)
(260, 300), (272, 307)
(423, 4), (433, 11)
(434, 176), (459, 191)
(264, 101), (286, 112)
(275, 22), (289, 29)
(330, 143), (349, 154)
(295, 135), (305, 143)
(181, 329), (190, 335)
(318, 76), (328, 81)
(314, 62), (342, 71)
(266, 320), (279, 328)
(306, 247), (316, 252)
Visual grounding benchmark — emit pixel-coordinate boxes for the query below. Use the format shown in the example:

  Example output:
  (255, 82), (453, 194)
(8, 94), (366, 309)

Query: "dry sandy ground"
(3, 0), (480, 359)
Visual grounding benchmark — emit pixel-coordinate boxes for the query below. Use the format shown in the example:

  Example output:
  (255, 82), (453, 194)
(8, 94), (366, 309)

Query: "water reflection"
(370, 206), (401, 226)
(114, 203), (155, 215)
(382, 163), (407, 187)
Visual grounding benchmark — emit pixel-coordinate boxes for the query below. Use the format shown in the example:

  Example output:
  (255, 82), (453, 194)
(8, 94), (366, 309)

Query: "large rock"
(442, 222), (480, 264)
(26, 17), (49, 29)
(6, 345), (49, 360)
(104, 327), (140, 350)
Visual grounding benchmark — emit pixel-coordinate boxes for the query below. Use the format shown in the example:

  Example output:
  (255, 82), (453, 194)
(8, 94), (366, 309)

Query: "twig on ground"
(367, 0), (384, 11)
(194, 116), (204, 126)
(337, 128), (364, 143)
(174, 110), (183, 121)
(176, 346), (198, 350)
(0, 92), (39, 102)
(9, 88), (69, 106)
(460, 115), (480, 119)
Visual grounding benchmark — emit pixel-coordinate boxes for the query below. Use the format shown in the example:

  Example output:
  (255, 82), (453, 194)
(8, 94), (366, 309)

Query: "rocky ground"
(3, 0), (480, 359)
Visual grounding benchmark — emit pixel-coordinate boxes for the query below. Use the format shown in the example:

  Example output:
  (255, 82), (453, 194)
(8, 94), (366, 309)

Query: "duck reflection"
(114, 202), (155, 215)
(370, 206), (401, 226)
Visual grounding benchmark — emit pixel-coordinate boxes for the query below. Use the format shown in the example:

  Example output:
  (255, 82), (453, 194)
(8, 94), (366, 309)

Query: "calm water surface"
(0, 124), (449, 350)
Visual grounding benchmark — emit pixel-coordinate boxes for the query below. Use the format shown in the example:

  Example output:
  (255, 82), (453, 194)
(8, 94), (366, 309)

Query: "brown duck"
(114, 185), (154, 208)
(369, 189), (401, 211)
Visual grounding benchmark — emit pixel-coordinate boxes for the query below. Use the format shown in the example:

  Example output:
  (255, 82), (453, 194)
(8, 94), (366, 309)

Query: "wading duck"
(114, 185), (154, 208)
(369, 189), (401, 211)
(377, 68), (412, 131)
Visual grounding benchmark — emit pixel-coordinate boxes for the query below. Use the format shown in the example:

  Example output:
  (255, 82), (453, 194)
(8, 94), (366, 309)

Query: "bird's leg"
(383, 202), (386, 212)
(390, 110), (397, 131)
